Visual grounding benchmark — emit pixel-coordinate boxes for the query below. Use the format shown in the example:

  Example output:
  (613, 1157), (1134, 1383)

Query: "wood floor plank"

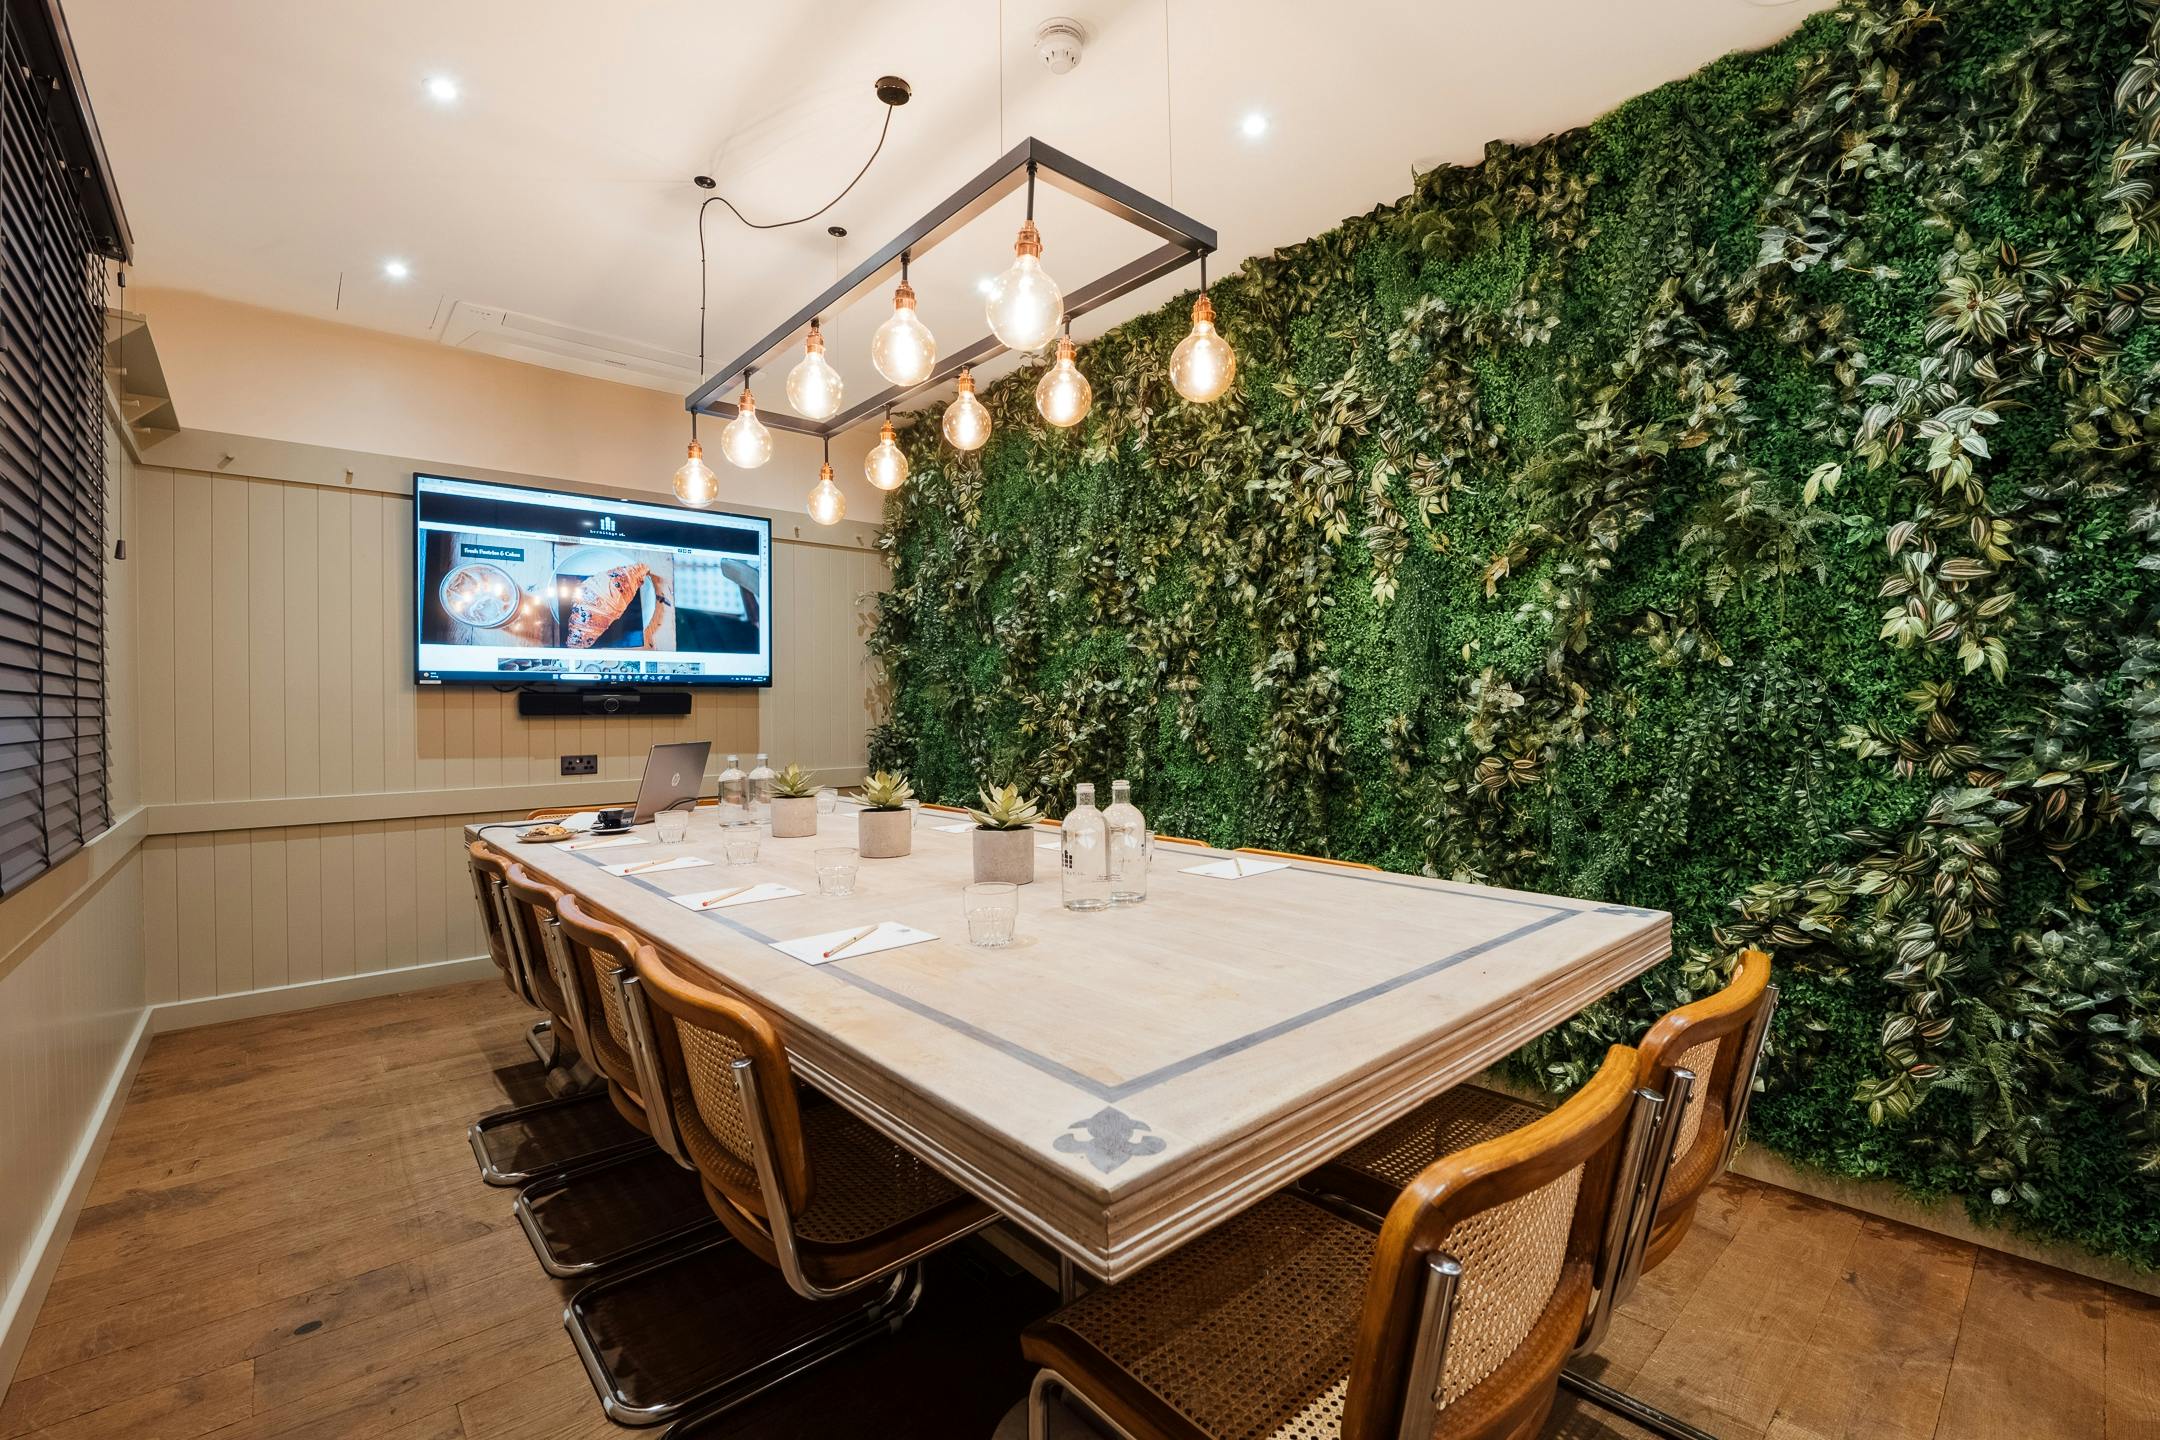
(2108, 1290), (2160, 1440)
(9, 979), (2154, 1440)
(1935, 1247), (2108, 1440)
(1624, 1183), (1866, 1437)
(1760, 1218), (1973, 1440)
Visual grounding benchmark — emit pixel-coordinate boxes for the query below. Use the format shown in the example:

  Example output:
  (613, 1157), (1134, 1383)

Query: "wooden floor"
(4, 980), (2155, 1440)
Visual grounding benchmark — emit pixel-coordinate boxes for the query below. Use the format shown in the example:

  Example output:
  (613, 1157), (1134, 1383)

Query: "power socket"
(561, 754), (598, 776)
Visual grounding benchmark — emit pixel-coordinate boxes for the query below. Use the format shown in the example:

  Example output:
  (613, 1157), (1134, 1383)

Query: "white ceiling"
(68, 0), (1823, 412)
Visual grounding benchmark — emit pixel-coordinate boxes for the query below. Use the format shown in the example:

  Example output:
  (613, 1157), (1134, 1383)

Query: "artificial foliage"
(871, 0), (2160, 1265)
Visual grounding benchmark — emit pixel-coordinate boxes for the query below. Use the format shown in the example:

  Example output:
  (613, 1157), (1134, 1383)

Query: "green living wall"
(871, 0), (2160, 1266)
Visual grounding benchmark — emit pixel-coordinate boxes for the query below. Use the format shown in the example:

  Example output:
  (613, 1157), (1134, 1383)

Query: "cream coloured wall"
(130, 286), (884, 522)
(0, 419), (148, 1393)
(128, 453), (887, 1009)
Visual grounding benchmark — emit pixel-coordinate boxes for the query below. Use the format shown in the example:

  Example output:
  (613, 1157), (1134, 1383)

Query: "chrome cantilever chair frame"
(561, 979), (989, 1428)
(1558, 982), (1782, 1440)
(466, 855), (628, 1187)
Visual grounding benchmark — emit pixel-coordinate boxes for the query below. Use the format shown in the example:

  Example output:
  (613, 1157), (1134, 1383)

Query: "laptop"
(632, 741), (712, 823)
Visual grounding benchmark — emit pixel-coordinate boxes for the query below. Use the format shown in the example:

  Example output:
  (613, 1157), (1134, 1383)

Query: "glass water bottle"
(747, 753), (775, 825)
(1104, 779), (1147, 906)
(1060, 783), (1111, 911)
(716, 754), (749, 827)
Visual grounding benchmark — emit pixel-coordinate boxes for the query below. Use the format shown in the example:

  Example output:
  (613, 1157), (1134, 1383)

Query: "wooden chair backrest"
(633, 947), (814, 1219)
(465, 841), (513, 976)
(1343, 1045), (1640, 1440)
(501, 863), (570, 1022)
(1637, 948), (1772, 1211)
(554, 893), (649, 1096)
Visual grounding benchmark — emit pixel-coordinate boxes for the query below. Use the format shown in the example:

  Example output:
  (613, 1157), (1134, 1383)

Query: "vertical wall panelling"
(131, 457), (886, 1005)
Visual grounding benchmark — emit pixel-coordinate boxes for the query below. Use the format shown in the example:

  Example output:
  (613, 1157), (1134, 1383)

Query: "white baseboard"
(0, 1005), (153, 1399)
(149, 955), (496, 1033)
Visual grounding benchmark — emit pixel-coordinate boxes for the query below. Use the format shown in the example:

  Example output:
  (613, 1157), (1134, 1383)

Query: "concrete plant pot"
(972, 827), (1036, 886)
(858, 807), (913, 859)
(770, 795), (818, 838)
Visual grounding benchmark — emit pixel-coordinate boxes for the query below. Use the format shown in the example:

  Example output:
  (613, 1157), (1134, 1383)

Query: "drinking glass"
(905, 799), (922, 829)
(964, 883), (1018, 947)
(655, 808), (690, 844)
(815, 847), (858, 897)
(725, 836), (759, 866)
(815, 788), (839, 816)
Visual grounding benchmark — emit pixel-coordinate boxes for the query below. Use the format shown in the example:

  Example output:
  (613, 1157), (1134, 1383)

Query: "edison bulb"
(807, 463), (846, 525)
(719, 391), (773, 468)
(865, 419), (909, 490)
(672, 440), (719, 507)
(1035, 336), (1092, 428)
(1170, 293), (1236, 403)
(871, 280), (937, 386)
(983, 220), (1063, 352)
(943, 368), (992, 451)
(786, 321), (844, 420)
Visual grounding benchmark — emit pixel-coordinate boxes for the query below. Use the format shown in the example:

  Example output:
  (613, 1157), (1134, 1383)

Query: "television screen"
(413, 473), (773, 687)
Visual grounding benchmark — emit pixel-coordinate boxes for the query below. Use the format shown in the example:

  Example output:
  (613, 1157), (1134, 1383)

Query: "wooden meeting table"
(476, 804), (1670, 1283)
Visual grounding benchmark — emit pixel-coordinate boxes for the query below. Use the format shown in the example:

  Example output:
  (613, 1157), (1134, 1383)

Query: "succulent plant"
(859, 770), (915, 811)
(771, 763), (817, 799)
(966, 783), (1041, 831)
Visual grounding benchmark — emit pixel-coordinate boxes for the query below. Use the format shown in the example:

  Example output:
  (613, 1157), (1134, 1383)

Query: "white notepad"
(1182, 858), (1289, 879)
(1037, 838), (1061, 851)
(772, 922), (937, 966)
(671, 882), (802, 912)
(565, 834), (647, 852)
(603, 855), (712, 878)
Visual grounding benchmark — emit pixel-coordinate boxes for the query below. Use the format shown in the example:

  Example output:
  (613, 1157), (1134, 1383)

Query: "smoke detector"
(1035, 18), (1087, 75)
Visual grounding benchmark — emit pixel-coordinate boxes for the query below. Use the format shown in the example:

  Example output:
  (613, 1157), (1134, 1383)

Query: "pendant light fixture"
(786, 317), (845, 419)
(807, 436), (846, 525)
(1035, 322), (1092, 428)
(983, 161), (1064, 353)
(866, 408), (909, 490)
(1170, 250), (1236, 404)
(871, 251), (937, 386)
(672, 439), (720, 506)
(943, 368), (992, 451)
(719, 370), (774, 468)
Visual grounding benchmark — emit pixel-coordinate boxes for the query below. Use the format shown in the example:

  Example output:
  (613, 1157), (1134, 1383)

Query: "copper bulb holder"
(819, 462), (835, 481)
(955, 368), (976, 393)
(686, 439), (705, 460)
(893, 279), (918, 309)
(804, 319), (826, 353)
(738, 389), (758, 412)
(1013, 219), (1044, 258)
(880, 419), (899, 443)
(1054, 336), (1077, 362)
(1191, 292), (1216, 326)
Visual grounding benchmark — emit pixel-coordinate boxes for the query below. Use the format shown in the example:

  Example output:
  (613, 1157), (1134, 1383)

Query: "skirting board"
(149, 954), (496, 1033)
(0, 1006), (153, 1401)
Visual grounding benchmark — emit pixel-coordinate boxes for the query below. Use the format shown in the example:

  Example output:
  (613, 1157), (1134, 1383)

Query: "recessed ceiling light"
(383, 259), (410, 280)
(425, 75), (460, 104)
(1240, 111), (1269, 139)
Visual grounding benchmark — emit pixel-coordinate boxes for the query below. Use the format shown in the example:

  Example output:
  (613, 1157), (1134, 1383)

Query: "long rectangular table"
(480, 806), (1670, 1281)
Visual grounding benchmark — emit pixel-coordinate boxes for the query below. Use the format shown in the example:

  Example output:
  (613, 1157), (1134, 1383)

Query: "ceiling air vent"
(436, 300), (699, 392)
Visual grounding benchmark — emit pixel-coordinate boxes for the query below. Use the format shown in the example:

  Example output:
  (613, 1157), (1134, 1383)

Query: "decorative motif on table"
(1054, 1107), (1168, 1173)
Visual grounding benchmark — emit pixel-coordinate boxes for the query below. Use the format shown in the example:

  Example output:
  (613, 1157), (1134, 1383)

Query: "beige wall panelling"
(130, 438), (887, 1006)
(1, 415), (153, 1393)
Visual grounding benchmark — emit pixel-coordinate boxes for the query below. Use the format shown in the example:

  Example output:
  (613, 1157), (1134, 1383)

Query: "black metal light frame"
(684, 136), (1216, 438)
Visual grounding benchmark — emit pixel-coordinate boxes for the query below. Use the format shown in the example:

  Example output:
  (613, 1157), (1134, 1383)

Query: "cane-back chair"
(501, 863), (585, 1066)
(467, 841), (527, 1006)
(1023, 1045), (1646, 1440)
(628, 944), (995, 1296)
(554, 893), (659, 1136)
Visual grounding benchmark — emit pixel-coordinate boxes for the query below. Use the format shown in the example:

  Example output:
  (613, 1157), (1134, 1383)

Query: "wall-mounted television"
(413, 473), (773, 687)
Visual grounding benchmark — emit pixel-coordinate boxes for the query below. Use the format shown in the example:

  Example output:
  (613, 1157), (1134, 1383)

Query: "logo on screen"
(595, 516), (619, 534)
